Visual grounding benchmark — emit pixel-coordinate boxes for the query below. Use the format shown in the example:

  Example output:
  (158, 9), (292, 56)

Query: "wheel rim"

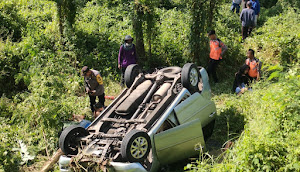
(130, 136), (148, 159)
(189, 68), (198, 86)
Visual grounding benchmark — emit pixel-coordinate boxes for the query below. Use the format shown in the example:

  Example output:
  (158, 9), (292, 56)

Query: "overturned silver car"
(59, 63), (216, 172)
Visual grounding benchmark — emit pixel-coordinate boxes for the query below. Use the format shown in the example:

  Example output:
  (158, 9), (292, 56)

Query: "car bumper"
(58, 155), (147, 172)
(109, 162), (147, 172)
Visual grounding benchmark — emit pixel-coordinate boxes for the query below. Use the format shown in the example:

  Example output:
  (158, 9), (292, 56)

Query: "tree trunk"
(133, 1), (146, 66)
(190, 1), (203, 65)
(56, 1), (64, 40)
(208, 0), (216, 28)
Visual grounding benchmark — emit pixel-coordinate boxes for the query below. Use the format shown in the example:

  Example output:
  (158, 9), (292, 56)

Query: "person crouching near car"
(232, 64), (251, 95)
(245, 49), (262, 82)
(81, 66), (105, 113)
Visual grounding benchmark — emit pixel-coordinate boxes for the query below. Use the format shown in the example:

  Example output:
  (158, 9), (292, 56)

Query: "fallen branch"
(40, 149), (64, 172)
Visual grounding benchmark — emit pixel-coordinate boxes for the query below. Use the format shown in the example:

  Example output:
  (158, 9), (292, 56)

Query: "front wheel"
(121, 130), (151, 162)
(59, 125), (89, 155)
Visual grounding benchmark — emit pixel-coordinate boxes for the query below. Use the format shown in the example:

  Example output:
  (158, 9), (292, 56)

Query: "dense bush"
(186, 67), (300, 171)
(0, 2), (25, 42)
(186, 3), (300, 172)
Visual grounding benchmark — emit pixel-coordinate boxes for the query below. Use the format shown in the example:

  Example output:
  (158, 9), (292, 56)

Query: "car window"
(156, 111), (179, 134)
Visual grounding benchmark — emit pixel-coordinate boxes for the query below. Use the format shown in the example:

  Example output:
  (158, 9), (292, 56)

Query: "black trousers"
(242, 26), (253, 40)
(121, 67), (126, 85)
(207, 59), (220, 83)
(89, 93), (105, 112)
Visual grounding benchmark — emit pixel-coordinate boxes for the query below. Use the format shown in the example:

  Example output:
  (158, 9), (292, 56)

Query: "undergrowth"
(185, 2), (300, 171)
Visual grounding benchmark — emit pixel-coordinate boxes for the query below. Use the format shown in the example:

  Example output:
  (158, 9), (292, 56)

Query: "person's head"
(93, 102), (104, 118)
(81, 66), (92, 77)
(247, 1), (252, 8)
(207, 30), (217, 40)
(239, 64), (250, 75)
(124, 35), (133, 44)
(247, 49), (255, 59)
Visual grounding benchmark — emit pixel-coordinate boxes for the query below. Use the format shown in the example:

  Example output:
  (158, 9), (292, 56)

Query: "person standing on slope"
(240, 1), (255, 40)
(118, 35), (138, 85)
(207, 30), (228, 83)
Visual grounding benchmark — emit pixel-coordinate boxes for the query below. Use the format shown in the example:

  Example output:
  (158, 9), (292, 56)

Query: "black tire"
(125, 64), (140, 88)
(181, 63), (200, 93)
(121, 130), (151, 162)
(203, 119), (215, 141)
(59, 125), (89, 155)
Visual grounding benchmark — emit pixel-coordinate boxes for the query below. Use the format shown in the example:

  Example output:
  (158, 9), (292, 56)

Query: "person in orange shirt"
(245, 49), (262, 81)
(207, 30), (228, 83)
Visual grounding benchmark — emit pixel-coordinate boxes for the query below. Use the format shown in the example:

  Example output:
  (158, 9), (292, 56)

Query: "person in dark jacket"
(232, 64), (251, 95)
(81, 66), (105, 112)
(118, 35), (138, 85)
(250, 0), (260, 26)
(240, 1), (255, 40)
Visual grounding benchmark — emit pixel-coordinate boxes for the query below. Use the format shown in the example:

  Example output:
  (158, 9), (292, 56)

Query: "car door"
(174, 92), (216, 127)
(153, 118), (205, 165)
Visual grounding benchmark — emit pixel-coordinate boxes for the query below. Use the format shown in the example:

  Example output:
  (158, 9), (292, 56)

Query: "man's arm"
(257, 61), (262, 81)
(221, 43), (228, 57)
(118, 46), (123, 69)
(84, 79), (90, 93)
(240, 10), (243, 21)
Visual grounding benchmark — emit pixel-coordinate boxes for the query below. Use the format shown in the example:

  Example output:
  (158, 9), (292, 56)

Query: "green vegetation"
(0, 0), (299, 171)
(185, 1), (300, 172)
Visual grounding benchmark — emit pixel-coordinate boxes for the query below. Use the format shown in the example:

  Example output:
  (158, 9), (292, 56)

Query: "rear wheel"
(181, 63), (200, 93)
(59, 125), (89, 155)
(125, 64), (140, 88)
(121, 130), (151, 162)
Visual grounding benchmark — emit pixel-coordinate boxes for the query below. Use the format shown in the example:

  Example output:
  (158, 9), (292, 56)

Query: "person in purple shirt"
(250, 0), (260, 26)
(118, 35), (138, 85)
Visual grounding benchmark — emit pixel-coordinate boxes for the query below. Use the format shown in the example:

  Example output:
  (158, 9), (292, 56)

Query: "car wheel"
(125, 64), (140, 88)
(59, 125), (89, 155)
(121, 130), (151, 162)
(181, 63), (200, 93)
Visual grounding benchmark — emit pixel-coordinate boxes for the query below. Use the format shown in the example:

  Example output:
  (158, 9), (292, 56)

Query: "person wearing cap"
(240, 1), (255, 40)
(207, 30), (228, 83)
(81, 66), (105, 113)
(118, 35), (138, 85)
